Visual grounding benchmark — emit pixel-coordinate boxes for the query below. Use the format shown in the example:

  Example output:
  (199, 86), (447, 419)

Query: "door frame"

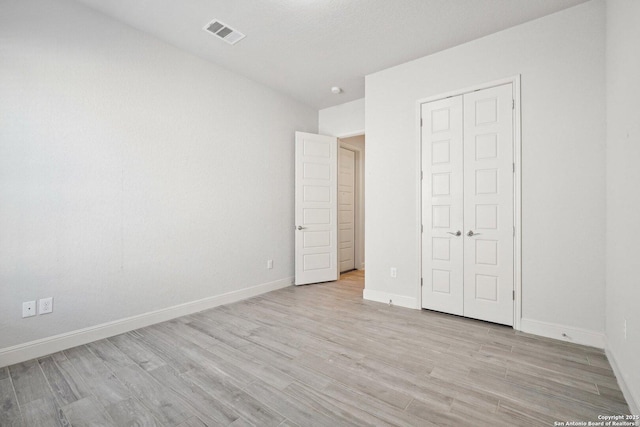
(415, 75), (522, 330)
(338, 136), (365, 271)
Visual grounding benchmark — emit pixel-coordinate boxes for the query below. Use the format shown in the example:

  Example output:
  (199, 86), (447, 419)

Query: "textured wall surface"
(365, 1), (606, 333)
(0, 0), (317, 349)
(605, 0), (640, 414)
(319, 99), (365, 137)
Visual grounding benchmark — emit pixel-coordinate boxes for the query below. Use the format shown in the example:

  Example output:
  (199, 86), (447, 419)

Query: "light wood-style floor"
(1, 270), (630, 426)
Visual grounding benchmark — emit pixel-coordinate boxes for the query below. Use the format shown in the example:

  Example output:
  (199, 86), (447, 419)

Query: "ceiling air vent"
(203, 19), (245, 45)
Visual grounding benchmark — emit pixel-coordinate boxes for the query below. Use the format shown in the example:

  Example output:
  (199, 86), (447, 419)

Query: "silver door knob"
(297, 225), (306, 230)
(447, 231), (462, 236)
(467, 230), (481, 236)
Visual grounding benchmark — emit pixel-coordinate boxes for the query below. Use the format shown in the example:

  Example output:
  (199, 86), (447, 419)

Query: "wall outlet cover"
(39, 297), (53, 315)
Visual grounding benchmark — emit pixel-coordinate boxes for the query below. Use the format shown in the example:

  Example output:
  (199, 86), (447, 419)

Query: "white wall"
(605, 0), (640, 414)
(365, 1), (606, 339)
(0, 0), (317, 354)
(319, 98), (365, 137)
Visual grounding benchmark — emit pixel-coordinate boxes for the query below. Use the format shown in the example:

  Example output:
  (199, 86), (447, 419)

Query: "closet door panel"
(421, 96), (464, 315)
(462, 84), (514, 326)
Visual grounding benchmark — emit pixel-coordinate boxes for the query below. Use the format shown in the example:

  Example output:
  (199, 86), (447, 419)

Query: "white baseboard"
(0, 277), (293, 368)
(519, 318), (605, 349)
(363, 288), (418, 309)
(605, 342), (640, 417)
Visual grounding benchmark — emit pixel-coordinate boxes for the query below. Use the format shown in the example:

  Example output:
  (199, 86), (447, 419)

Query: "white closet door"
(338, 147), (356, 272)
(421, 96), (464, 315)
(462, 84), (514, 325)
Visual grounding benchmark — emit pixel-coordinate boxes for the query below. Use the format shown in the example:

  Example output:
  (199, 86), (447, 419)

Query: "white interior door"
(421, 96), (464, 316)
(338, 147), (356, 273)
(421, 83), (515, 326)
(295, 132), (338, 285)
(463, 84), (514, 325)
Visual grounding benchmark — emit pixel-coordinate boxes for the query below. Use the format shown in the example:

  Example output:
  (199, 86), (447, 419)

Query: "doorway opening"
(338, 135), (365, 274)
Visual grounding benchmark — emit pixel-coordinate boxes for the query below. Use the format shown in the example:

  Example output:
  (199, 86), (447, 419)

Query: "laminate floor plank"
(598, 384), (628, 404)
(506, 362), (600, 394)
(295, 352), (414, 410)
(63, 345), (132, 407)
(178, 345), (258, 390)
(148, 364), (241, 426)
(108, 333), (167, 372)
(283, 380), (394, 427)
(207, 342), (296, 391)
(0, 377), (23, 427)
(496, 398), (565, 426)
(463, 366), (616, 421)
(182, 367), (284, 427)
(184, 319), (253, 350)
(242, 379), (338, 427)
(104, 397), (161, 427)
(3, 270), (630, 426)
(195, 307), (262, 333)
(8, 361), (51, 405)
(320, 381), (438, 427)
(38, 356), (92, 407)
(325, 352), (455, 409)
(240, 344), (334, 391)
(131, 328), (202, 374)
(504, 368), (628, 415)
(48, 352), (67, 364)
(160, 320), (223, 350)
(61, 396), (115, 427)
(22, 397), (69, 427)
(86, 339), (137, 370)
(112, 364), (193, 425)
(176, 416), (209, 427)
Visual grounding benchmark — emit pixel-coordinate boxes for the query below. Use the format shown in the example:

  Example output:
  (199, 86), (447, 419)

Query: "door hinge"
(513, 226), (515, 236)
(421, 171), (424, 180)
(512, 99), (515, 109)
(420, 118), (423, 127)
(421, 278), (424, 287)
(512, 290), (515, 300)
(513, 163), (515, 173)
(421, 224), (424, 233)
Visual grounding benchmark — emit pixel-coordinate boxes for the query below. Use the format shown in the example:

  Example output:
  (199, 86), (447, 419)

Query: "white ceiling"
(75, 0), (588, 109)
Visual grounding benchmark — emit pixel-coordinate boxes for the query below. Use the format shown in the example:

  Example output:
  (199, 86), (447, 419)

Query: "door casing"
(416, 76), (522, 330)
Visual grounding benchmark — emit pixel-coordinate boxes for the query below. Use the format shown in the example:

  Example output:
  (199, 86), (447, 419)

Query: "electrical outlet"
(39, 297), (53, 315)
(22, 301), (36, 318)
(390, 267), (397, 278)
(267, 259), (273, 269)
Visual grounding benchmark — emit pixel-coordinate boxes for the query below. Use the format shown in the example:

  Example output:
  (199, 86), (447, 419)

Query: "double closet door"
(421, 83), (514, 326)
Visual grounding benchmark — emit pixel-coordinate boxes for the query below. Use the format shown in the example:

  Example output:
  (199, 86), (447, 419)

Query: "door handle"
(296, 225), (306, 230)
(447, 231), (462, 236)
(467, 230), (481, 236)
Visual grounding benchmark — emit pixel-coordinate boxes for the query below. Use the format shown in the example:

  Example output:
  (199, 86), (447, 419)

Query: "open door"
(295, 132), (338, 285)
